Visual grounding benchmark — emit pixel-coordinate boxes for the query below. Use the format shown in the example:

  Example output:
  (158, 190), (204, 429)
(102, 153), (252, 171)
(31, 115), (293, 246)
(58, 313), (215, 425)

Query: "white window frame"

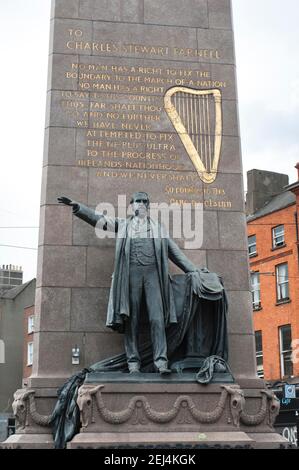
(255, 331), (264, 378)
(0, 339), (5, 364)
(276, 263), (289, 301)
(248, 235), (257, 257)
(251, 272), (261, 309)
(27, 342), (33, 366)
(28, 315), (34, 334)
(279, 325), (293, 378)
(272, 225), (285, 248)
(256, 353), (264, 378)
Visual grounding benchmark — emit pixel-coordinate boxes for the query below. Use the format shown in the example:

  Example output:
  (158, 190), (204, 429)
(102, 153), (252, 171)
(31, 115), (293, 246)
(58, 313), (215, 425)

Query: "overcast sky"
(0, 0), (298, 282)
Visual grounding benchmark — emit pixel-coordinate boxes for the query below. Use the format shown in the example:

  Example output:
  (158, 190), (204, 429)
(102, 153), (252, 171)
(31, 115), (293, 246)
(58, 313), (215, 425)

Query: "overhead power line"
(0, 244), (37, 251)
(251, 271), (299, 280)
(0, 226), (39, 229)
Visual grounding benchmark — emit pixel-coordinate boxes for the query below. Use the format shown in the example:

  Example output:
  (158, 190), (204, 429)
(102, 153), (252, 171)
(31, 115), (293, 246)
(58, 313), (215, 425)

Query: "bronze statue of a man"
(58, 192), (198, 375)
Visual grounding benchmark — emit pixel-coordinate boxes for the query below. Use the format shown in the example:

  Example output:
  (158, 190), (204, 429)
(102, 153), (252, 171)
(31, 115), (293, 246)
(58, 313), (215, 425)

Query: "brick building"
(0, 279), (35, 441)
(247, 166), (299, 382)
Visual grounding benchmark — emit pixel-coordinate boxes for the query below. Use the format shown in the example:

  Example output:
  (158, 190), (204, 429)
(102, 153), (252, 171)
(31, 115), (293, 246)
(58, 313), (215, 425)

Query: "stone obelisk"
(34, 0), (255, 384)
(2, 0), (287, 449)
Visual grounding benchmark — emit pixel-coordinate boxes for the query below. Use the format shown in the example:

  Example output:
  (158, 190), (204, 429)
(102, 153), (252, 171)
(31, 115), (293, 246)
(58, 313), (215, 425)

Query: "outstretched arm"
(57, 196), (118, 232)
(57, 196), (79, 211)
(168, 238), (197, 273)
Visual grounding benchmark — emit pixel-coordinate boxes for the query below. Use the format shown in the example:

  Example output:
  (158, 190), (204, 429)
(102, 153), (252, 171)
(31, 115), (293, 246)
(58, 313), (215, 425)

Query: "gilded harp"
(164, 87), (222, 184)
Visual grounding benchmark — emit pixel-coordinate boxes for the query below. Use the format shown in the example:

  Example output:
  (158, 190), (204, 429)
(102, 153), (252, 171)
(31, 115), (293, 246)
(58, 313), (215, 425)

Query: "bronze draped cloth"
(91, 270), (228, 373)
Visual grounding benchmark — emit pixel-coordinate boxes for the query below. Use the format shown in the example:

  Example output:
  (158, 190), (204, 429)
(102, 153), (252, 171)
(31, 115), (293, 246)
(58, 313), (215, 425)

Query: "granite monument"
(1, 0), (288, 449)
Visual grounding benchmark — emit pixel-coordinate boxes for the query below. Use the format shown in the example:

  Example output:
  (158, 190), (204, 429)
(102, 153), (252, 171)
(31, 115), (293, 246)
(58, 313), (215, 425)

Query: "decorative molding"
(264, 390), (280, 427)
(78, 384), (244, 427)
(12, 384), (279, 434)
(240, 389), (280, 427)
(77, 385), (102, 428)
(223, 385), (245, 427)
(250, 249), (293, 267)
(12, 389), (34, 430)
(12, 389), (52, 430)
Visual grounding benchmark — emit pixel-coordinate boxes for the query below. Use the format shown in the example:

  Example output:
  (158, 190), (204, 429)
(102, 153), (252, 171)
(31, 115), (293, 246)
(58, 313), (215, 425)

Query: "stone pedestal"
(1, 375), (289, 449)
(68, 375), (290, 448)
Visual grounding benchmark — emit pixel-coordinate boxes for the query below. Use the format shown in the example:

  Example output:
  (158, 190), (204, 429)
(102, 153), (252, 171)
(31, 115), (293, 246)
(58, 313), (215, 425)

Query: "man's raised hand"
(57, 196), (79, 211)
(57, 196), (73, 205)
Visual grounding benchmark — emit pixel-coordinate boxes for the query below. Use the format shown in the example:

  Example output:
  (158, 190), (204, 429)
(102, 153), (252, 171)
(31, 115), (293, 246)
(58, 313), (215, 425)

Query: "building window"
(276, 263), (289, 301)
(251, 272), (261, 310)
(255, 331), (264, 378)
(279, 325), (293, 378)
(272, 225), (285, 248)
(248, 235), (257, 257)
(27, 342), (33, 366)
(0, 340), (5, 364)
(28, 315), (34, 334)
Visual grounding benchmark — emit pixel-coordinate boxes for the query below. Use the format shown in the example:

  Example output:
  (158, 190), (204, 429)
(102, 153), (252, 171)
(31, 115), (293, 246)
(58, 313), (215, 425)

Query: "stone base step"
(68, 431), (288, 449)
(0, 431), (289, 449)
(0, 434), (54, 449)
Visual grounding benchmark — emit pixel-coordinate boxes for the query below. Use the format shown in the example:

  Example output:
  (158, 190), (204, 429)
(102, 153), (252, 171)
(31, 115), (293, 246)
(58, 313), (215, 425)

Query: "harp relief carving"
(164, 87), (222, 184)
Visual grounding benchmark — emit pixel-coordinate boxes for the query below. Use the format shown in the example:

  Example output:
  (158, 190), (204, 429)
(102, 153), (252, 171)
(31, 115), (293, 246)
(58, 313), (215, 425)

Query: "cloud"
(232, 0), (299, 183)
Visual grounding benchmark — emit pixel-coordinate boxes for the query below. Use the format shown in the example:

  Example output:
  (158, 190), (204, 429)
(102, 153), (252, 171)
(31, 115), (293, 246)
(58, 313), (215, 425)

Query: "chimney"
(295, 163), (299, 181)
(246, 169), (289, 216)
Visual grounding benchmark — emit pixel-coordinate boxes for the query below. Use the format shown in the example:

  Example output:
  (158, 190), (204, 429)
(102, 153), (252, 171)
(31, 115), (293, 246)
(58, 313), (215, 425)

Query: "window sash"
(281, 352), (293, 377)
(255, 331), (264, 377)
(28, 316), (34, 334)
(279, 326), (293, 378)
(27, 342), (33, 366)
(256, 353), (264, 378)
(256, 353), (263, 364)
(251, 273), (260, 307)
(281, 326), (292, 351)
(276, 264), (289, 300)
(272, 225), (285, 247)
(248, 236), (257, 256)
(278, 281), (289, 300)
(255, 331), (263, 354)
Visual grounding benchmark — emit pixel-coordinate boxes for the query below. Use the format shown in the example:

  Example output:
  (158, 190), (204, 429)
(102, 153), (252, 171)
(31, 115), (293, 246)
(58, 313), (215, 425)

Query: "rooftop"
(0, 279), (35, 300)
(247, 190), (296, 222)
